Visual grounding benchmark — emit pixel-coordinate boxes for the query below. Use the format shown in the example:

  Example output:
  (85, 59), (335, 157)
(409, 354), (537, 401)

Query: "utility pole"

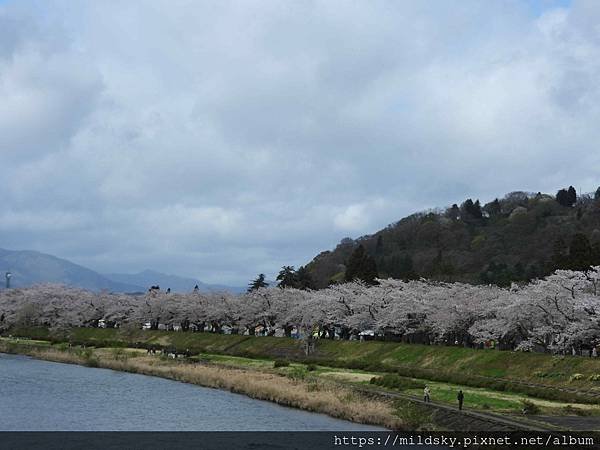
(5, 271), (11, 289)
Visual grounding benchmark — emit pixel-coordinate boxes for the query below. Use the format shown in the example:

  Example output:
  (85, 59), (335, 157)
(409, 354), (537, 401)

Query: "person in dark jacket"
(457, 390), (464, 410)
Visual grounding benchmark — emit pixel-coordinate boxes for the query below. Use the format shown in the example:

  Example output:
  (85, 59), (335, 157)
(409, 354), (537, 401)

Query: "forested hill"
(305, 187), (600, 288)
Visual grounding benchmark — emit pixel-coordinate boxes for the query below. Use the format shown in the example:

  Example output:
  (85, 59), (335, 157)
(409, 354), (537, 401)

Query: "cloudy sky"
(1, 0), (599, 285)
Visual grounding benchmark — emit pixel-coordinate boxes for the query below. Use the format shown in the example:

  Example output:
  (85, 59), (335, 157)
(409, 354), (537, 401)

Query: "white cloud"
(333, 199), (388, 232)
(1, 0), (599, 284)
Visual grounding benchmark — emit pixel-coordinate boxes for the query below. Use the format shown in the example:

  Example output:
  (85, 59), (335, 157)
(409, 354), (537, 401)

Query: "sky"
(1, 0), (599, 286)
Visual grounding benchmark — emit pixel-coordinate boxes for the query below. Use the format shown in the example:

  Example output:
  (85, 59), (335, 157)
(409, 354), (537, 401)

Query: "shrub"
(370, 374), (425, 391)
(521, 400), (540, 415)
(273, 360), (290, 368)
(287, 366), (307, 380)
(54, 342), (69, 351)
(392, 400), (433, 430)
(111, 348), (129, 361)
(84, 357), (99, 368)
(569, 373), (584, 382)
(588, 374), (600, 382)
(306, 364), (317, 372)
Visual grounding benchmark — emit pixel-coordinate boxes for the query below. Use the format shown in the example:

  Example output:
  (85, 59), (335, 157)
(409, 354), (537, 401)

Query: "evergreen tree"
(556, 189), (569, 206)
(461, 198), (483, 220)
(513, 262), (525, 281)
(595, 187), (600, 201)
(276, 266), (297, 289)
(479, 262), (513, 287)
(552, 237), (568, 269)
(400, 254), (416, 279)
(473, 200), (483, 219)
(248, 274), (269, 292)
(447, 204), (460, 220)
(345, 245), (379, 284)
(461, 199), (474, 219)
(375, 235), (384, 257)
(556, 186), (577, 207)
(295, 266), (315, 290)
(525, 263), (541, 281)
(592, 241), (600, 266)
(568, 186), (577, 205)
(485, 198), (502, 217)
(569, 233), (592, 271)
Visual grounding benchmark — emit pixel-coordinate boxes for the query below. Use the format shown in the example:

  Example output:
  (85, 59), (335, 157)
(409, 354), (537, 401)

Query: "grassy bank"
(8, 326), (600, 404)
(0, 338), (404, 430)
(201, 353), (600, 418)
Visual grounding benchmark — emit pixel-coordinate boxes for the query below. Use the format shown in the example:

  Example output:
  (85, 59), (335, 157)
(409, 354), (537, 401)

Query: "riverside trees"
(3, 267), (600, 354)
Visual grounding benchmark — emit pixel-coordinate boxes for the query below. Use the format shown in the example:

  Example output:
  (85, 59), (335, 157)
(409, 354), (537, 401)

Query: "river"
(0, 353), (384, 431)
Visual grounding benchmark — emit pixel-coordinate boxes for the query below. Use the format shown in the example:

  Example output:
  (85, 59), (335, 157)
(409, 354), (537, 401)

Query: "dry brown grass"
(1, 342), (401, 429)
(319, 371), (376, 382)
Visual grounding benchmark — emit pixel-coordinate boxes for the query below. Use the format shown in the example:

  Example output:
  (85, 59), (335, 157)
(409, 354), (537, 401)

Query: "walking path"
(351, 384), (566, 432)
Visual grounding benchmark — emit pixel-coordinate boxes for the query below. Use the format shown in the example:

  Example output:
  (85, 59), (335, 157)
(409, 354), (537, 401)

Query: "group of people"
(146, 346), (192, 358)
(572, 347), (598, 357)
(423, 385), (464, 410)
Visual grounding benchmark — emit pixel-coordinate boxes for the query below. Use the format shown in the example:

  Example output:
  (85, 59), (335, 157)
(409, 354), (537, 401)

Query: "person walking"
(423, 385), (431, 403)
(457, 390), (464, 410)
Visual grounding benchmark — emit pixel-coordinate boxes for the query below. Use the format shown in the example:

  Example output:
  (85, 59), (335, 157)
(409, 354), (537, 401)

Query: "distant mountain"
(104, 269), (245, 294)
(0, 248), (143, 292)
(0, 248), (245, 294)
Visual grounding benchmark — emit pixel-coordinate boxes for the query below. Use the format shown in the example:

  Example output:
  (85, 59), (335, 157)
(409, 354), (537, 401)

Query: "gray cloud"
(1, 0), (599, 285)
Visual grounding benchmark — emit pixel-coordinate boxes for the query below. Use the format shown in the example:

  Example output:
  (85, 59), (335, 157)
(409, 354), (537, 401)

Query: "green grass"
(194, 353), (276, 369)
(405, 385), (521, 412)
(370, 374), (425, 391)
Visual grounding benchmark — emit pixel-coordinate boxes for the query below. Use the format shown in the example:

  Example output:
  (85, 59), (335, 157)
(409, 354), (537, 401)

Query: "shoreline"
(0, 340), (401, 430)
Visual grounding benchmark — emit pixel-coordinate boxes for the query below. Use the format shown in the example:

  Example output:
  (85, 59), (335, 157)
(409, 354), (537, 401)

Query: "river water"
(0, 353), (385, 431)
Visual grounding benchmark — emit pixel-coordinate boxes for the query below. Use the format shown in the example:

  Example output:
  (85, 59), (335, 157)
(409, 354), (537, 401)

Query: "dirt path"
(350, 384), (563, 432)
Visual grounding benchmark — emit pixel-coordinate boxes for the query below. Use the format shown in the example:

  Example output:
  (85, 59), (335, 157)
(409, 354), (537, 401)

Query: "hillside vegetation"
(306, 188), (600, 288)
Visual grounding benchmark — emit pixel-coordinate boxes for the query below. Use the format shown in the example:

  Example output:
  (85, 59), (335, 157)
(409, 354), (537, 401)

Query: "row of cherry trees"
(1, 268), (600, 353)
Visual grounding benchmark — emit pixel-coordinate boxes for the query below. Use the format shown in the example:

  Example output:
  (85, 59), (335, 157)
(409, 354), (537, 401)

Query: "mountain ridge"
(0, 248), (243, 294)
(104, 269), (245, 294)
(304, 188), (600, 288)
(0, 248), (143, 292)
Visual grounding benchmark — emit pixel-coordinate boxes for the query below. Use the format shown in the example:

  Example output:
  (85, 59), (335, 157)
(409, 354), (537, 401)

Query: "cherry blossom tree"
(2, 267), (600, 354)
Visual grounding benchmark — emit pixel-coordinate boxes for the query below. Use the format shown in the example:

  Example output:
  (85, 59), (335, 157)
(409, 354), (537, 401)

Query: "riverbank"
(10, 326), (600, 404)
(0, 339), (402, 430)
(6, 336), (600, 431)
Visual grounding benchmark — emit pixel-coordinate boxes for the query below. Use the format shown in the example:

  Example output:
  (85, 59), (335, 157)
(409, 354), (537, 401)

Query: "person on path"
(423, 385), (431, 403)
(593, 347), (598, 358)
(457, 390), (464, 410)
